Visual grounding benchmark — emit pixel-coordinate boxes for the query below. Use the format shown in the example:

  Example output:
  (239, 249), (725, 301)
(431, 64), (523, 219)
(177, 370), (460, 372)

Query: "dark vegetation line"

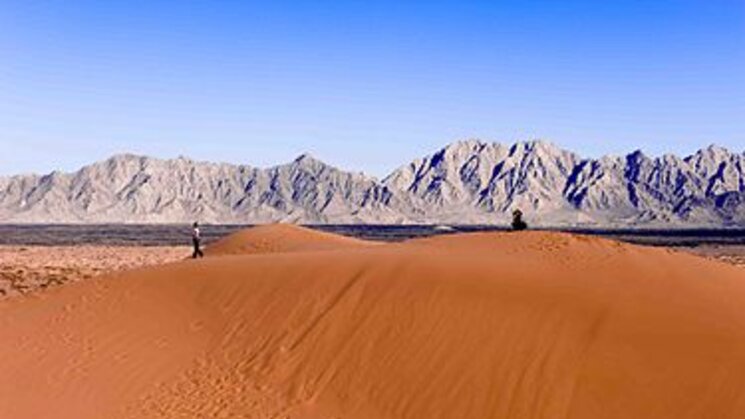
(0, 224), (743, 247)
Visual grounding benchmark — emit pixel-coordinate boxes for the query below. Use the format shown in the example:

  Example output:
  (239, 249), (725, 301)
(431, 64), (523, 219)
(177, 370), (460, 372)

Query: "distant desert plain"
(0, 224), (744, 418)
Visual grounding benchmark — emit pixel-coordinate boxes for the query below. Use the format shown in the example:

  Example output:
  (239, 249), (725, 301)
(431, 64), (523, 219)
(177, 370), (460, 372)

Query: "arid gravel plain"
(684, 245), (745, 269)
(0, 245), (189, 299)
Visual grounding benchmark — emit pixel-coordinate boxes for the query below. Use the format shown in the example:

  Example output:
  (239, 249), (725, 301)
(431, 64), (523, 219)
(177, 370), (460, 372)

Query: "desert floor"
(684, 245), (745, 268)
(0, 245), (189, 299)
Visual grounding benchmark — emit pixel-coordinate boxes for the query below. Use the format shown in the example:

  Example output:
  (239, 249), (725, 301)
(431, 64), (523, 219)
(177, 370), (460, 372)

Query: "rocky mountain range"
(1, 140), (743, 226)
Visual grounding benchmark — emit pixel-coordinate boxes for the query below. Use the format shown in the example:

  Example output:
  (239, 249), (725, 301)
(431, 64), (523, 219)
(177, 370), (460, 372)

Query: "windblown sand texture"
(204, 223), (374, 255)
(1, 224), (744, 419)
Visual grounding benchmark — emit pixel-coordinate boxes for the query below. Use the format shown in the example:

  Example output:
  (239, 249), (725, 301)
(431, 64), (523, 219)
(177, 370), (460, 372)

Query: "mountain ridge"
(1, 140), (743, 226)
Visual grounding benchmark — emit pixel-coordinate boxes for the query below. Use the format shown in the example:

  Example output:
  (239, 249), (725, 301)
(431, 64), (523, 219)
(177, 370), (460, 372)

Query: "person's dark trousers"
(193, 238), (204, 258)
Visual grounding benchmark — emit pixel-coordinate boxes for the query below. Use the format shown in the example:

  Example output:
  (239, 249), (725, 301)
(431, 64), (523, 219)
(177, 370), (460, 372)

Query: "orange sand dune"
(204, 223), (374, 255)
(1, 227), (745, 419)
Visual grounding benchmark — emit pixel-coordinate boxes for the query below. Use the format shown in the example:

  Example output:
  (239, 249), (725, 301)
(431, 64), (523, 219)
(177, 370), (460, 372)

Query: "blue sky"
(1, 0), (743, 177)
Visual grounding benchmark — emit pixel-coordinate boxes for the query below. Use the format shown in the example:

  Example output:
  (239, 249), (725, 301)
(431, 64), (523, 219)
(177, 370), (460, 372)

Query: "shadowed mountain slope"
(1, 141), (742, 226)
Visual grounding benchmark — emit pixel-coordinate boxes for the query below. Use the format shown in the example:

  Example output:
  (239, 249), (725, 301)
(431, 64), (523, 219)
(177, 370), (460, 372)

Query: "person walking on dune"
(192, 222), (204, 258)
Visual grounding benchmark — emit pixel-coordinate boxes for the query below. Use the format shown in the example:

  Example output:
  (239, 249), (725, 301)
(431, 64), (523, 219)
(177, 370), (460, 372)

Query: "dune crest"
(1, 231), (745, 418)
(204, 223), (374, 256)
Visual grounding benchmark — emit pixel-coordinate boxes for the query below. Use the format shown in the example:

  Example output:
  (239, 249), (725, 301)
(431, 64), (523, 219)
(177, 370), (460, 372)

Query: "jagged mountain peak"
(510, 139), (560, 152)
(103, 153), (150, 165)
(292, 152), (317, 164)
(277, 153), (371, 181)
(627, 149), (647, 159)
(691, 144), (734, 161)
(0, 142), (742, 226)
(272, 152), (334, 172)
(440, 138), (491, 153)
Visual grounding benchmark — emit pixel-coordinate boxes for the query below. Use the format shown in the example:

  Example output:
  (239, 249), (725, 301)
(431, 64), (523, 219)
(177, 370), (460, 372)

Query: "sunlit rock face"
(1, 141), (743, 226)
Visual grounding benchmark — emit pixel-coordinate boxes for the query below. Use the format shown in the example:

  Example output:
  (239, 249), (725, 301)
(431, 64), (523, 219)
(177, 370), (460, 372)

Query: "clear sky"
(1, 0), (743, 177)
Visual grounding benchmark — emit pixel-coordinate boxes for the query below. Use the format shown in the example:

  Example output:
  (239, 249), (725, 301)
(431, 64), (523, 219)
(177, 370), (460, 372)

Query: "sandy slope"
(204, 223), (374, 255)
(1, 225), (745, 418)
